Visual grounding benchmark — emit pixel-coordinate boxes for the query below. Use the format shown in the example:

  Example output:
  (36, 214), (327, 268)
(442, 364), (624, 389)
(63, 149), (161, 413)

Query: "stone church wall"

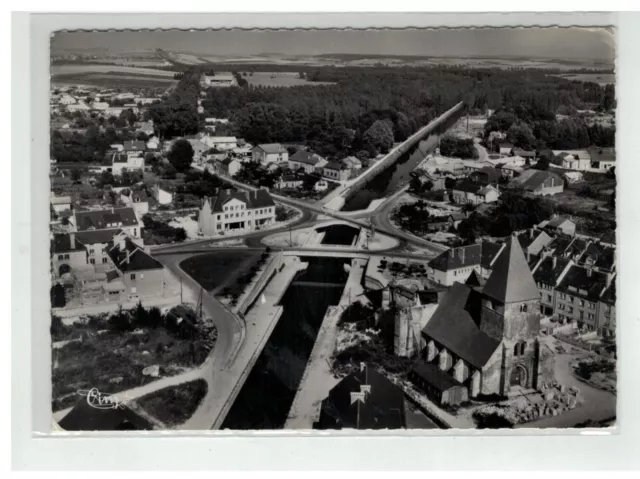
(502, 299), (541, 341)
(480, 344), (504, 396)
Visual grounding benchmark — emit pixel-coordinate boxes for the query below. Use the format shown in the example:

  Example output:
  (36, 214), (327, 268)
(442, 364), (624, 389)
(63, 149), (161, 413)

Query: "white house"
(202, 136), (238, 151)
(200, 73), (237, 88)
(111, 152), (145, 176)
(198, 188), (276, 237)
(554, 150), (592, 171)
(119, 187), (150, 217)
(58, 94), (77, 105)
(252, 144), (288, 166)
(152, 185), (174, 205)
(90, 102), (109, 111)
(51, 194), (72, 214)
(216, 157), (243, 177)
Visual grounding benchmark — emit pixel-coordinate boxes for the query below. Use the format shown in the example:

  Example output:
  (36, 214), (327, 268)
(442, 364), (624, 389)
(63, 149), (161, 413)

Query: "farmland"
(51, 64), (180, 77)
(242, 71), (336, 88)
(552, 73), (616, 86)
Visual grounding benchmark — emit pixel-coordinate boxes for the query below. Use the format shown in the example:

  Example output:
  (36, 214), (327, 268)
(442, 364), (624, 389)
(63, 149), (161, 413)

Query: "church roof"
(482, 236), (541, 304)
(422, 282), (500, 369)
(465, 269), (485, 288)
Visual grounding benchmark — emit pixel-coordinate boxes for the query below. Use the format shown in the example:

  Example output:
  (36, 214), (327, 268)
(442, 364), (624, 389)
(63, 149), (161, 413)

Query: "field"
(51, 63), (180, 88)
(52, 73), (178, 88)
(52, 64), (179, 77)
(553, 73), (616, 86)
(243, 71), (336, 88)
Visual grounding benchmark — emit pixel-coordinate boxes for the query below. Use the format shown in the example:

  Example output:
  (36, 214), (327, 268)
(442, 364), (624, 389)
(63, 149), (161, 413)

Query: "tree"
(533, 157), (550, 171)
(507, 121), (536, 149)
(50, 286), (66, 308)
(363, 120), (394, 154)
(70, 168), (82, 183)
(168, 139), (194, 173)
(137, 132), (149, 142)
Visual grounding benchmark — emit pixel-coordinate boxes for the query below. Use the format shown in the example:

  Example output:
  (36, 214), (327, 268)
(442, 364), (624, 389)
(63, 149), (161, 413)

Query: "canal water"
(220, 257), (349, 430)
(318, 224), (360, 246)
(341, 110), (465, 212)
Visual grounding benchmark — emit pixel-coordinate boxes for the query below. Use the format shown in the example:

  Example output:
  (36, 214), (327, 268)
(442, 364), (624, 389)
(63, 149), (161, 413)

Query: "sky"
(51, 28), (615, 62)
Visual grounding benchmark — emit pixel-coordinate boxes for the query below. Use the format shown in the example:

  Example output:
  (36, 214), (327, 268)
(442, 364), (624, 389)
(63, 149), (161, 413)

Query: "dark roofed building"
(506, 169), (564, 196)
(410, 361), (469, 406)
(579, 242), (616, 273)
(123, 140), (146, 153)
(106, 234), (164, 299)
(531, 255), (572, 315)
(469, 167), (502, 186)
(288, 150), (325, 173)
(427, 241), (503, 286)
(420, 236), (555, 400)
(73, 207), (142, 240)
(315, 365), (406, 430)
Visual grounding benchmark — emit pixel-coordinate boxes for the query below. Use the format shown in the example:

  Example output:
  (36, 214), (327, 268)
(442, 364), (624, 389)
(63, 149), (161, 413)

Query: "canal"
(341, 110), (464, 212)
(220, 257), (349, 430)
(318, 224), (360, 246)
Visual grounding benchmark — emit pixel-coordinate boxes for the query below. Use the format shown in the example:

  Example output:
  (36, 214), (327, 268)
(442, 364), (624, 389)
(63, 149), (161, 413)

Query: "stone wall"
(480, 344), (505, 396)
(236, 253), (284, 316)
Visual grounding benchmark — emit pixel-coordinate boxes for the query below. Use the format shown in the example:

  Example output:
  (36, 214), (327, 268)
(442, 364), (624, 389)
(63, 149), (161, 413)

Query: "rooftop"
(203, 189), (275, 213)
(254, 143), (286, 154)
(507, 169), (563, 191)
(422, 282), (500, 369)
(482, 236), (541, 304)
(317, 366), (406, 430)
(74, 207), (139, 232)
(556, 264), (610, 302)
(290, 150), (324, 166)
(107, 237), (163, 273)
(411, 361), (465, 392)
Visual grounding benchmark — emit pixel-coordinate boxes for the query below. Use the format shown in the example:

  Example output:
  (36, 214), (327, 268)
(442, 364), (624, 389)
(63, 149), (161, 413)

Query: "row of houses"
(497, 143), (616, 173)
(419, 217), (616, 337)
(51, 205), (166, 307)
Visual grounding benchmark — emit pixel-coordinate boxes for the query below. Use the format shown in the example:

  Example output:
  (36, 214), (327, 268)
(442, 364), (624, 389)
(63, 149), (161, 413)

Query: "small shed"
(409, 361), (469, 406)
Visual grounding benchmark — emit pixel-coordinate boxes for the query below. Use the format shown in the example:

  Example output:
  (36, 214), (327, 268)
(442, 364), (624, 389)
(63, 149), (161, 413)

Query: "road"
(474, 139), (489, 162)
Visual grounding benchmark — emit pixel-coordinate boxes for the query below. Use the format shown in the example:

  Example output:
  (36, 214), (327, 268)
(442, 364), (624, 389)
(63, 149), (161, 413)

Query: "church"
(410, 235), (555, 401)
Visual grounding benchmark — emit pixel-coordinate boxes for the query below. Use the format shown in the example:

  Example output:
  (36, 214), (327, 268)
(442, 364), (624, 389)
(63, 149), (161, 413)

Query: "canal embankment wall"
(337, 102), (465, 208)
(284, 258), (368, 429)
(212, 256), (309, 429)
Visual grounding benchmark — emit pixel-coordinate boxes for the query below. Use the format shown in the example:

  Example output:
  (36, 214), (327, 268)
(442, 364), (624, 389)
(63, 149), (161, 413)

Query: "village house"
(426, 241), (505, 286)
(133, 97), (159, 106)
(554, 264), (612, 332)
(90, 102), (109, 111)
(198, 188), (276, 237)
(229, 145), (252, 162)
(554, 150), (592, 171)
(497, 163), (524, 179)
(58, 94), (77, 105)
(151, 184), (174, 205)
(563, 171), (584, 185)
(200, 73), (237, 88)
(531, 255), (573, 316)
(123, 140), (146, 158)
(73, 206), (143, 240)
(135, 121), (155, 137)
(342, 156), (363, 171)
(111, 152), (145, 176)
(450, 181), (500, 206)
(313, 178), (329, 192)
(216, 157), (242, 177)
(498, 142), (514, 155)
(415, 236), (555, 402)
(517, 229), (554, 262)
(587, 146), (616, 172)
(252, 143), (288, 166)
(51, 194), (72, 214)
(277, 174), (304, 190)
(288, 150), (326, 174)
(51, 233), (89, 278)
(106, 234), (165, 301)
(202, 136), (238, 152)
(315, 365), (407, 430)
(118, 187), (150, 217)
(447, 212), (466, 230)
(322, 161), (350, 183)
(422, 155), (466, 176)
(597, 280), (616, 338)
(468, 167), (502, 186)
(537, 216), (576, 237)
(506, 169), (564, 196)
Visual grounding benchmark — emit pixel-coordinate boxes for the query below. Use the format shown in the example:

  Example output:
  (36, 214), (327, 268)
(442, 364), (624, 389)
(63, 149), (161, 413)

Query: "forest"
(50, 65), (616, 163)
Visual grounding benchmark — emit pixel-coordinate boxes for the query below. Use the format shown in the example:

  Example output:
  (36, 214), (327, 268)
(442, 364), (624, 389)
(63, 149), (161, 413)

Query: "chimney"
(529, 229), (534, 239)
(226, 188), (231, 194)
(460, 247), (465, 263)
(586, 266), (592, 278)
(69, 233), (76, 249)
(126, 249), (131, 264)
(552, 256), (557, 269)
(111, 207), (114, 214)
(450, 249), (455, 258)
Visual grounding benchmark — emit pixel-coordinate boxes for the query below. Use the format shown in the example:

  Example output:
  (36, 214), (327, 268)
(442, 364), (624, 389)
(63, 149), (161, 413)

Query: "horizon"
(51, 28), (615, 63)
